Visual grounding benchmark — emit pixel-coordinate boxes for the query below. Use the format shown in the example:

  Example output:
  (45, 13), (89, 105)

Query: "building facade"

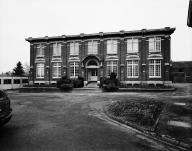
(26, 27), (175, 86)
(171, 61), (192, 83)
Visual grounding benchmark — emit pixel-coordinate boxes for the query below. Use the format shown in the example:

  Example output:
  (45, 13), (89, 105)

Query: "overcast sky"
(0, 0), (191, 73)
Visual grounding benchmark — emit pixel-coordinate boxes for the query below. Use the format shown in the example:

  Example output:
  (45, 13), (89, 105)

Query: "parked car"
(0, 90), (12, 126)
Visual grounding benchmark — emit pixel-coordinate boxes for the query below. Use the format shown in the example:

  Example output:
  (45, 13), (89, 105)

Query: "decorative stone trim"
(35, 58), (45, 63)
(126, 55), (140, 60)
(165, 63), (170, 66)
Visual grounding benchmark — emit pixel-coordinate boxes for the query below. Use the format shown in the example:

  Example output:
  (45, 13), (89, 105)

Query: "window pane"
(36, 63), (44, 78)
(36, 44), (44, 56)
(133, 39), (138, 52)
(14, 79), (20, 84)
(127, 39), (132, 53)
(88, 42), (92, 54)
(92, 41), (98, 54)
(53, 43), (61, 56)
(107, 40), (112, 54)
(70, 62), (79, 77)
(75, 43), (79, 55)
(127, 60), (139, 77)
(149, 38), (154, 52)
(70, 43), (74, 55)
(156, 38), (161, 52)
(149, 60), (161, 77)
(107, 40), (117, 54)
(52, 63), (61, 78)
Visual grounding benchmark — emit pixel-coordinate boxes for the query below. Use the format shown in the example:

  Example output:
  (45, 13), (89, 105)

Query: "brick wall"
(28, 28), (174, 85)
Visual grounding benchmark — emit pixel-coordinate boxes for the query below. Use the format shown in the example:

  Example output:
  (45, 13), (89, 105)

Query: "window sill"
(148, 51), (161, 53)
(36, 77), (44, 79)
(52, 77), (61, 79)
(149, 76), (161, 78)
(127, 76), (139, 78)
(70, 76), (78, 79)
(36, 55), (45, 58)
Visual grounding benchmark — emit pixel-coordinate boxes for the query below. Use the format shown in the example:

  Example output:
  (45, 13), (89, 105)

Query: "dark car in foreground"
(0, 90), (12, 126)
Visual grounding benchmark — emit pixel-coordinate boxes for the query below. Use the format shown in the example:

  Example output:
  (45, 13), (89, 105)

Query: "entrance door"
(88, 69), (98, 81)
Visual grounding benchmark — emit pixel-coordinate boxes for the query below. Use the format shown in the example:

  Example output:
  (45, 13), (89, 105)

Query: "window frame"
(149, 59), (161, 78)
(36, 63), (45, 78)
(106, 60), (118, 76)
(107, 40), (118, 55)
(127, 60), (139, 78)
(148, 37), (161, 52)
(53, 43), (61, 57)
(52, 62), (61, 78)
(70, 62), (79, 78)
(88, 40), (98, 54)
(70, 42), (79, 56)
(36, 44), (45, 57)
(3, 79), (12, 84)
(127, 38), (139, 53)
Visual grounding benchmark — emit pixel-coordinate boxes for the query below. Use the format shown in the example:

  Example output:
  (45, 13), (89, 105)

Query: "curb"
(103, 106), (191, 151)
(118, 87), (176, 92)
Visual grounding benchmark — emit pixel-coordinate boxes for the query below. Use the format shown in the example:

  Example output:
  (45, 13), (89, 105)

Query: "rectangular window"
(70, 42), (79, 56)
(70, 62), (79, 78)
(127, 38), (138, 53)
(36, 44), (45, 57)
(14, 79), (20, 84)
(36, 63), (44, 78)
(127, 60), (139, 78)
(106, 61), (118, 76)
(149, 37), (161, 52)
(107, 40), (117, 54)
(88, 41), (98, 54)
(4, 79), (11, 84)
(52, 63), (61, 78)
(0, 79), (1, 84)
(53, 43), (61, 56)
(149, 60), (161, 78)
(22, 79), (29, 83)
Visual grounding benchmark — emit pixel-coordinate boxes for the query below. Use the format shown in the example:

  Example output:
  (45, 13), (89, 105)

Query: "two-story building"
(26, 27), (175, 86)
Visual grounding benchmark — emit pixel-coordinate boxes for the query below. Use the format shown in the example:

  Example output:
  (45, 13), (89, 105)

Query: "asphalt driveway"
(0, 83), (191, 151)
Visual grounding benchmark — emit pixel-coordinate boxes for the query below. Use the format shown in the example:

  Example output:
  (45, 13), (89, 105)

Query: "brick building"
(26, 27), (175, 86)
(171, 61), (192, 83)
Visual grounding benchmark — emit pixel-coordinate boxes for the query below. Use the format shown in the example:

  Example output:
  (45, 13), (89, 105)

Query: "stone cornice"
(25, 27), (176, 43)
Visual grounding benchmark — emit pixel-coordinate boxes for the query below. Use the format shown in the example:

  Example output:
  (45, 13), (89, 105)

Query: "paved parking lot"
(0, 83), (191, 151)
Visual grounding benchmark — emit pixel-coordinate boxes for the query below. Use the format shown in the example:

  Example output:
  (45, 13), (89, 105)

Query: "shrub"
(56, 76), (73, 91)
(99, 77), (107, 88)
(72, 76), (84, 88)
(102, 72), (120, 91)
